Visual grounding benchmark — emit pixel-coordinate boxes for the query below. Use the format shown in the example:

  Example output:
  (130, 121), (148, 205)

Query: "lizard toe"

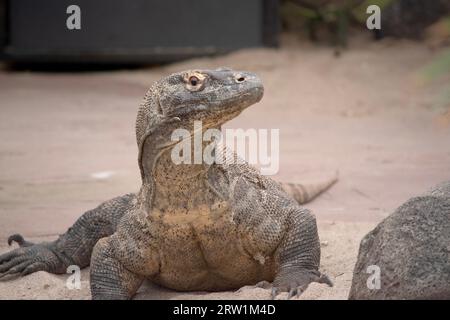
(270, 269), (333, 299)
(8, 234), (34, 247)
(0, 243), (62, 280)
(0, 258), (31, 280)
(0, 254), (27, 272)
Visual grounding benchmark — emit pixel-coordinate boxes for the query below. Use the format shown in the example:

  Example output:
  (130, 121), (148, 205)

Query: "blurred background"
(1, 0), (450, 62)
(0, 0), (450, 299)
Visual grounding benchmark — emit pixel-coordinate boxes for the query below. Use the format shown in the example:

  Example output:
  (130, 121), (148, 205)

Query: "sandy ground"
(0, 222), (374, 300)
(0, 35), (449, 299)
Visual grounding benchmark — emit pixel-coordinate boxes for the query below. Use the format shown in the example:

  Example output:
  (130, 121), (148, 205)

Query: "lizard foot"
(0, 234), (64, 280)
(270, 269), (333, 300)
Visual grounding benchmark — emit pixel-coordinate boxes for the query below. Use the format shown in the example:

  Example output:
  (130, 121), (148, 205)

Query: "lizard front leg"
(270, 208), (332, 299)
(0, 194), (135, 280)
(90, 237), (144, 300)
(90, 211), (160, 300)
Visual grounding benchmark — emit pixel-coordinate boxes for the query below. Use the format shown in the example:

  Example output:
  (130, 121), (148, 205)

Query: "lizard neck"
(138, 129), (218, 213)
(151, 149), (211, 212)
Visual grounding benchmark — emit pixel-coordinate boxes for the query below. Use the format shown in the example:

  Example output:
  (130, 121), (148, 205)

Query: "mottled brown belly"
(148, 207), (276, 291)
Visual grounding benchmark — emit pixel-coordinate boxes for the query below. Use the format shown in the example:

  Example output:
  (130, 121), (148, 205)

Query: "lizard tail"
(280, 172), (338, 205)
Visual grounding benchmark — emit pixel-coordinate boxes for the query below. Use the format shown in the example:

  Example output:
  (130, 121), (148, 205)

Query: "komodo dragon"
(0, 68), (335, 299)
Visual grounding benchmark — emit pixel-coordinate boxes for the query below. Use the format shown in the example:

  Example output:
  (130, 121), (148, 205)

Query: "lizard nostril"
(236, 76), (245, 83)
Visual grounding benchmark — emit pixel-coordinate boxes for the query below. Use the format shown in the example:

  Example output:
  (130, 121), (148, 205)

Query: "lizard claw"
(7, 234), (34, 247)
(271, 287), (279, 299)
(317, 273), (333, 287)
(287, 284), (309, 299)
(237, 272), (332, 300)
(0, 239), (63, 280)
(270, 269), (333, 300)
(287, 287), (298, 299)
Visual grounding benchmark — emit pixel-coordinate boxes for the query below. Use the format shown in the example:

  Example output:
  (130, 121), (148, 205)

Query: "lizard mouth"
(218, 84), (264, 115)
(212, 72), (264, 112)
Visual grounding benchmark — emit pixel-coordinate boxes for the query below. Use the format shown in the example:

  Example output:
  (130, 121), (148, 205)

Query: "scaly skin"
(0, 68), (333, 299)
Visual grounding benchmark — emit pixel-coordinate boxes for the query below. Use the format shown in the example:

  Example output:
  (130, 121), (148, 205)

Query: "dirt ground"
(0, 35), (449, 299)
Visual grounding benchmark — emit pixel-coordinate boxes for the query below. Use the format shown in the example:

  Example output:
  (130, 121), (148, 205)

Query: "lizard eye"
(185, 73), (205, 92)
(189, 76), (199, 86)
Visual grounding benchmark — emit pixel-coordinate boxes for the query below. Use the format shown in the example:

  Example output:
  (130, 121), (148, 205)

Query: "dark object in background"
(282, 0), (365, 50)
(0, 0), (279, 64)
(380, 0), (450, 39)
(0, 1), (5, 49)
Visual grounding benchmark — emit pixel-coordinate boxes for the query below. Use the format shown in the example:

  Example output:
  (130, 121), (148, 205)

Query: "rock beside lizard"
(349, 181), (450, 299)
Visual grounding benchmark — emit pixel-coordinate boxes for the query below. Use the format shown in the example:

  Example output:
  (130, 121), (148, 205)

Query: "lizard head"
(136, 67), (264, 146)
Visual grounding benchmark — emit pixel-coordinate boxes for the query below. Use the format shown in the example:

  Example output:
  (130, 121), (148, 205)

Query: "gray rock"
(349, 181), (450, 299)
